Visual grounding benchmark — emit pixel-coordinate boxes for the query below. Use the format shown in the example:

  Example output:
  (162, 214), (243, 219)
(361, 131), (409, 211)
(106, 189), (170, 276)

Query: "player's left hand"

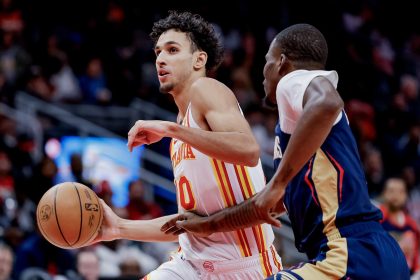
(160, 212), (212, 238)
(127, 120), (171, 151)
(252, 184), (286, 227)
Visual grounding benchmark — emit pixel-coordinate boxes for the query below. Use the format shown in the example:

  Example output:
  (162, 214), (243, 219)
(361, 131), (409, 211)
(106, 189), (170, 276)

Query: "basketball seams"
(37, 198), (52, 246)
(72, 182), (83, 246)
(54, 185), (72, 247)
(84, 186), (104, 245)
(37, 182), (103, 249)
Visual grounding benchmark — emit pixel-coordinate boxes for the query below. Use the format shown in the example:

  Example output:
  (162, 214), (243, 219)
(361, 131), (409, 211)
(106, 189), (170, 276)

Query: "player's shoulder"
(191, 77), (237, 105)
(191, 77), (232, 94)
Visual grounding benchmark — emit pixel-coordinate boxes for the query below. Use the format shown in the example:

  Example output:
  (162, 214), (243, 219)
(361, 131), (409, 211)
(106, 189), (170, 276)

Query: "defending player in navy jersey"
(162, 23), (410, 279)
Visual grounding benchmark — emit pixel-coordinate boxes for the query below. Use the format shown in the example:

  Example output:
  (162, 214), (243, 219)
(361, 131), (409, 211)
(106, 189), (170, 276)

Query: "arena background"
(0, 0), (419, 279)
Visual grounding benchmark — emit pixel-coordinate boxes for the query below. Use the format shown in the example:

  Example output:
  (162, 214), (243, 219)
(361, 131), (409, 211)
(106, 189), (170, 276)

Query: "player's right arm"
(127, 78), (260, 167)
(93, 200), (180, 243)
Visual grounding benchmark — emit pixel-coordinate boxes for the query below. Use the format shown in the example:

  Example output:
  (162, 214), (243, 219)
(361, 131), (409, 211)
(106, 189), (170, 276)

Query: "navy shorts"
(266, 221), (409, 280)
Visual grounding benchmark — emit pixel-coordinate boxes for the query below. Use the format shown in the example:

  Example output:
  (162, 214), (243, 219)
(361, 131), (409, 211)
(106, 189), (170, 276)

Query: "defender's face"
(155, 29), (195, 94)
(263, 39), (282, 105)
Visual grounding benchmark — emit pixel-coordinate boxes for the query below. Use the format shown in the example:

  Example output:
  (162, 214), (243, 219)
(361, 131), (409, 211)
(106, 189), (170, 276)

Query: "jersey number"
(177, 176), (196, 210)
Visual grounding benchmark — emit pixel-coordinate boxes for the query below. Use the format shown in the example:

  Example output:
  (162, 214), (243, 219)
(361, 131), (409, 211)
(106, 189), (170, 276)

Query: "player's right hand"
(160, 212), (212, 238)
(127, 120), (170, 151)
(88, 199), (121, 244)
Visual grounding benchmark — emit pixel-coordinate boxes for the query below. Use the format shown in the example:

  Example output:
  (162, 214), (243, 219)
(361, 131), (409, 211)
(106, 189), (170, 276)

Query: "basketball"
(36, 182), (104, 249)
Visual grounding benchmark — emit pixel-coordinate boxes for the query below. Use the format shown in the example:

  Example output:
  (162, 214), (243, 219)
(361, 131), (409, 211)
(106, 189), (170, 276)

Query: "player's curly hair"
(275, 23), (328, 67)
(150, 10), (224, 72)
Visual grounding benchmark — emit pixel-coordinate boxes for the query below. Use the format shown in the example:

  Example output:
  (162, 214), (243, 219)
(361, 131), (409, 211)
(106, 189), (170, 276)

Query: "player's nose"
(156, 52), (167, 66)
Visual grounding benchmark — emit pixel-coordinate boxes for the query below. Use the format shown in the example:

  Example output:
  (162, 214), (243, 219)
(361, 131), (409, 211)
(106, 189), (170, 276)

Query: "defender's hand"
(161, 212), (212, 238)
(253, 185), (285, 227)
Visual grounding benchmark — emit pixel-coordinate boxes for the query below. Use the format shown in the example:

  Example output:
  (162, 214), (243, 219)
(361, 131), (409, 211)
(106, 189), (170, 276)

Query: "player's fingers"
(160, 221), (172, 232)
(127, 136), (134, 152)
(163, 224), (182, 235)
(266, 214), (282, 228)
(127, 124), (142, 151)
(98, 199), (110, 210)
(171, 228), (186, 236)
(132, 139), (147, 147)
(161, 215), (183, 232)
(128, 131), (148, 151)
(175, 220), (188, 229)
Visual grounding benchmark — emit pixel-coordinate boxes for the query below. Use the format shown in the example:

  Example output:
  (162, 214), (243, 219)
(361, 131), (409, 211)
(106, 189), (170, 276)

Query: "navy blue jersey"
(274, 113), (383, 256)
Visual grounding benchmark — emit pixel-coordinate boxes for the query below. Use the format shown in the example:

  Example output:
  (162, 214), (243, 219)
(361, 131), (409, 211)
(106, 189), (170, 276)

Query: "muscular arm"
(94, 201), (179, 243)
(128, 78), (260, 167)
(170, 78), (260, 166)
(118, 214), (180, 242)
(170, 76), (344, 233)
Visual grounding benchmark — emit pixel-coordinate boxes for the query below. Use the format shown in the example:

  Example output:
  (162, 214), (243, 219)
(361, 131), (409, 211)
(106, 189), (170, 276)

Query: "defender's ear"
(278, 53), (292, 75)
(278, 54), (287, 73)
(193, 51), (208, 70)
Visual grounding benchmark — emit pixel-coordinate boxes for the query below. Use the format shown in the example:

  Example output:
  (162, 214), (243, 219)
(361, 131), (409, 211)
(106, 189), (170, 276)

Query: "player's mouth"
(158, 69), (171, 81)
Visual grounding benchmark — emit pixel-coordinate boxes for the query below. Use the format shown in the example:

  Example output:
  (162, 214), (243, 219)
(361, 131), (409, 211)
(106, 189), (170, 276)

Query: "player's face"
(263, 40), (282, 104)
(155, 29), (196, 94)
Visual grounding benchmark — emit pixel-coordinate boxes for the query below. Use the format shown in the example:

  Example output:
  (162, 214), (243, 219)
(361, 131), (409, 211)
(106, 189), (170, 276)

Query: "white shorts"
(142, 245), (282, 280)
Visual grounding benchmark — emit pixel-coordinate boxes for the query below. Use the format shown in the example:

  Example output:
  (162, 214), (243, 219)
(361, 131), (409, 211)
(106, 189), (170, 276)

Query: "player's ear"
(278, 54), (287, 74)
(193, 51), (207, 70)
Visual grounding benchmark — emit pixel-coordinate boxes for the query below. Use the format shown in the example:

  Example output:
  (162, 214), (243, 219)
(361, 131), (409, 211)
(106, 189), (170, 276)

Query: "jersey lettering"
(177, 176), (196, 210)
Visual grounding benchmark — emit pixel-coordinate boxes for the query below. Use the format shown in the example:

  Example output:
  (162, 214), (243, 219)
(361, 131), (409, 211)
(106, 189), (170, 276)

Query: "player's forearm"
(205, 199), (265, 232)
(118, 214), (179, 242)
(167, 123), (260, 166)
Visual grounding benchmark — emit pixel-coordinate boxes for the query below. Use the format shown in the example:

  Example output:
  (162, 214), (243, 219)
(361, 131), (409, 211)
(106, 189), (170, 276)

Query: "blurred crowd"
(1, 0), (420, 279)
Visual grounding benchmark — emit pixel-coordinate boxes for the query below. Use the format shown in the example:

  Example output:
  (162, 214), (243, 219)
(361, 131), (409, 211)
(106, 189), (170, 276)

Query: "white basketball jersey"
(169, 103), (276, 267)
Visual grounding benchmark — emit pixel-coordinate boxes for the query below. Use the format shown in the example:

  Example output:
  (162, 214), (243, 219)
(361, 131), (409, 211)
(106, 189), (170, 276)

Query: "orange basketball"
(36, 182), (103, 249)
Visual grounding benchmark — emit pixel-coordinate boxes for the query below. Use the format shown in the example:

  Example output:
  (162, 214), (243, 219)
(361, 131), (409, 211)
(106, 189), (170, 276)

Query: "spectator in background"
(364, 146), (385, 197)
(49, 54), (82, 104)
(0, 150), (13, 199)
(29, 156), (57, 204)
(25, 65), (54, 101)
(76, 250), (100, 280)
(79, 57), (112, 105)
(93, 239), (158, 278)
(69, 153), (92, 189)
(0, 242), (13, 280)
(0, 30), (31, 87)
(379, 177), (420, 276)
(94, 180), (127, 218)
(125, 179), (162, 221)
(0, 0), (24, 34)
(13, 229), (75, 279)
(119, 256), (142, 279)
(397, 120), (420, 181)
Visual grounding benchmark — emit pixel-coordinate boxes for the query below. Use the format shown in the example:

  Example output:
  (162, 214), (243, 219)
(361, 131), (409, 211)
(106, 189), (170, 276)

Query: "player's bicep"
(205, 105), (252, 134)
(192, 80), (253, 133)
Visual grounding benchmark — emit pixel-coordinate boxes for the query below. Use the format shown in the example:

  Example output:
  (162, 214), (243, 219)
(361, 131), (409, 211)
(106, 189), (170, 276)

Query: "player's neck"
(173, 88), (193, 123)
(173, 75), (203, 120)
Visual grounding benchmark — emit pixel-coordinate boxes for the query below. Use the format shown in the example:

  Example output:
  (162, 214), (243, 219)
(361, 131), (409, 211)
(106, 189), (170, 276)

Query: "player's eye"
(169, 47), (178, 53)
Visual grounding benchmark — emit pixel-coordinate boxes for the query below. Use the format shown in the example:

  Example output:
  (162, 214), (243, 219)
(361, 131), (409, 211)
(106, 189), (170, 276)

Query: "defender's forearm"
(206, 199), (265, 232)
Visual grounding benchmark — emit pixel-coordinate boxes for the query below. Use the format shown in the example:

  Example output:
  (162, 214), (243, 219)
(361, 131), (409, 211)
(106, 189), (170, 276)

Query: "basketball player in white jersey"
(89, 11), (282, 280)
